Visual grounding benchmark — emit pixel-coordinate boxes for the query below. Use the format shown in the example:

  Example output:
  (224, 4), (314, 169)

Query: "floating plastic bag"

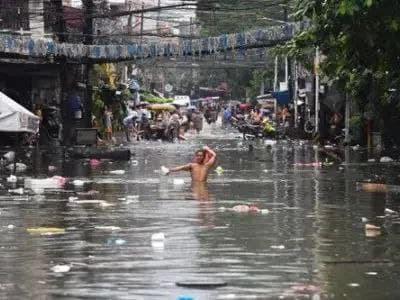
(6, 175), (17, 183)
(161, 166), (170, 175)
(6, 163), (27, 172)
(24, 176), (66, 190)
(51, 265), (71, 273)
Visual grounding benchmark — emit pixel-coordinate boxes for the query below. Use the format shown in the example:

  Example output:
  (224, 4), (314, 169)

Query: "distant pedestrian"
(123, 110), (138, 142)
(192, 109), (203, 134)
(103, 105), (113, 142)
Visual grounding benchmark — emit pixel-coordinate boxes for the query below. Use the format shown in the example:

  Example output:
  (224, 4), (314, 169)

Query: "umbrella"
(148, 104), (176, 111)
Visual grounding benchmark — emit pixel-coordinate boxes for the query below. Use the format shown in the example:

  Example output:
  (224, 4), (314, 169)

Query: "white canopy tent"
(0, 92), (40, 133)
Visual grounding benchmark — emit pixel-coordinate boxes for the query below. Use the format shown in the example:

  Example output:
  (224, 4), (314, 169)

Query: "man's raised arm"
(203, 146), (216, 167)
(168, 164), (192, 174)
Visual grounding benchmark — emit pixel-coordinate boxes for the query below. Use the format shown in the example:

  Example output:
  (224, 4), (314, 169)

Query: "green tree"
(286, 0), (400, 144)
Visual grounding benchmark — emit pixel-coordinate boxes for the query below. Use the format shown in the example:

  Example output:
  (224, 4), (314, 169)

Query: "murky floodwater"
(1, 123), (400, 300)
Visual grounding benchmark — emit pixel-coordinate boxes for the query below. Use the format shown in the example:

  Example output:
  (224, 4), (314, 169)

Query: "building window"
(0, 0), (29, 31)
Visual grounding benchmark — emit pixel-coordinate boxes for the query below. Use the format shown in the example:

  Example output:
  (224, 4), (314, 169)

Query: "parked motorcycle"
(39, 106), (61, 146)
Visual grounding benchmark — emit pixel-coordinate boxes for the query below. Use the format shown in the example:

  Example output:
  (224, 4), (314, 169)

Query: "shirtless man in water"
(167, 146), (216, 182)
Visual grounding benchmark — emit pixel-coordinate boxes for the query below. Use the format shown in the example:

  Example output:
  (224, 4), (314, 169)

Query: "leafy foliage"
(141, 91), (173, 104)
(285, 0), (400, 143)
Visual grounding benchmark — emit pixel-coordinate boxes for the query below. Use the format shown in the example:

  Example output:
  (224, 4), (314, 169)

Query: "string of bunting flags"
(0, 25), (293, 62)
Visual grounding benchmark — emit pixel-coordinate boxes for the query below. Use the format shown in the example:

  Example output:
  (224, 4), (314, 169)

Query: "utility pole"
(294, 59), (298, 128)
(157, 0), (161, 33)
(315, 46), (320, 134)
(140, 3), (144, 45)
(83, 0), (94, 128)
(273, 56), (278, 92)
(344, 93), (350, 144)
(284, 56), (288, 84)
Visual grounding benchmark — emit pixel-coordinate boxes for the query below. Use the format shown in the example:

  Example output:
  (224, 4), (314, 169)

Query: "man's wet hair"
(195, 149), (205, 155)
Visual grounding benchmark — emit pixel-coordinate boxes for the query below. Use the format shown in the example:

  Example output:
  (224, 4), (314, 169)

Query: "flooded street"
(1, 125), (400, 300)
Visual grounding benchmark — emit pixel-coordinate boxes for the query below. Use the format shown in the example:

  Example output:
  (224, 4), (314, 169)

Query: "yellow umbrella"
(148, 103), (176, 111)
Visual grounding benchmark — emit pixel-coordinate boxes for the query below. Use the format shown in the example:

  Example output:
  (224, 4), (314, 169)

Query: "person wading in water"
(165, 146), (216, 183)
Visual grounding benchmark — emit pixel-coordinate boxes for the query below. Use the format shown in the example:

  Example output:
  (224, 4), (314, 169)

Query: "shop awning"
(0, 92), (40, 133)
(271, 90), (290, 105)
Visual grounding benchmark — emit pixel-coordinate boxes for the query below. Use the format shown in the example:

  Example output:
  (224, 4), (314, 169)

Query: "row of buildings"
(0, 0), (194, 143)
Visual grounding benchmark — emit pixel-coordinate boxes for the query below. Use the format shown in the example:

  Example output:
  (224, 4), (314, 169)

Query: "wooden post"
(294, 59), (298, 128)
(344, 93), (350, 144)
(315, 47), (320, 134)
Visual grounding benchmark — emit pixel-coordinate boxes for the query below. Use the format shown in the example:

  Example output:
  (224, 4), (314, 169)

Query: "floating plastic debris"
(6, 175), (17, 183)
(6, 163), (27, 172)
(217, 294), (236, 299)
(72, 180), (85, 186)
(270, 245), (285, 250)
(265, 140), (277, 146)
(365, 224), (381, 230)
(126, 195), (139, 202)
(8, 188), (24, 195)
(89, 159), (101, 167)
(151, 232), (165, 241)
(107, 237), (126, 245)
(384, 208), (397, 215)
(294, 162), (322, 167)
(115, 239), (126, 245)
(95, 226), (121, 231)
(177, 295), (193, 300)
(365, 272), (378, 276)
(348, 283), (360, 287)
(7, 224), (15, 229)
(3, 151), (15, 162)
(291, 284), (320, 293)
(99, 201), (114, 208)
(48, 165), (57, 172)
(173, 179), (185, 185)
(215, 166), (224, 175)
(109, 170), (125, 175)
(365, 224), (381, 237)
(380, 156), (394, 163)
(131, 160), (139, 166)
(161, 166), (170, 175)
(25, 176), (66, 190)
(51, 265), (71, 273)
(232, 204), (260, 213)
(77, 190), (99, 196)
(27, 227), (65, 235)
(361, 217), (369, 223)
